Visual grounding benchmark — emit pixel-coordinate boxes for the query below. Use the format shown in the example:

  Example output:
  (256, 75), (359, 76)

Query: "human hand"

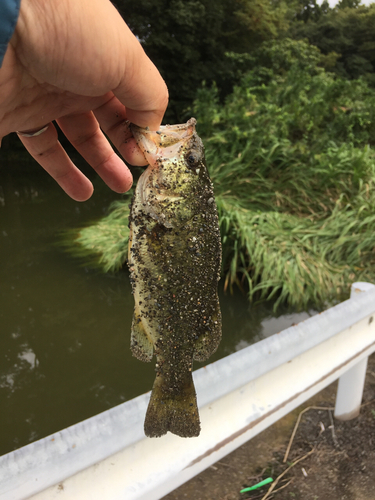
(0, 0), (168, 201)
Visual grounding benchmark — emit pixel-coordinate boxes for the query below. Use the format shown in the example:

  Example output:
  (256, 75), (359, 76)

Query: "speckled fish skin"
(128, 118), (222, 438)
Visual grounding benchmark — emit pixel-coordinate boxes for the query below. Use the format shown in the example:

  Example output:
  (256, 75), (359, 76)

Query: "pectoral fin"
(130, 307), (153, 362)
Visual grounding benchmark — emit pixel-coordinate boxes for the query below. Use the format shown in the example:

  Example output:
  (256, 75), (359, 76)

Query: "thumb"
(114, 38), (168, 130)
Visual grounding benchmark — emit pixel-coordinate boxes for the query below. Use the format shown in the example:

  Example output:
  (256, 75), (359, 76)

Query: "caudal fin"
(144, 372), (200, 438)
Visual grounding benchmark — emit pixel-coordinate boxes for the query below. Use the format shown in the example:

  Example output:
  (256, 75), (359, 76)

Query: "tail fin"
(144, 372), (200, 438)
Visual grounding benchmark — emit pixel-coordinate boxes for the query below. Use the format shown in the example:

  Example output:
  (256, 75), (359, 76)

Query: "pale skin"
(0, 0), (168, 201)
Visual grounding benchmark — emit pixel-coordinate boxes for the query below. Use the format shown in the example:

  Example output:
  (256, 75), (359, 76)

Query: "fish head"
(131, 118), (209, 227)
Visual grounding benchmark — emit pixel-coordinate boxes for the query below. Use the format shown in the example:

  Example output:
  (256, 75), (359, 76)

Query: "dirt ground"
(163, 354), (375, 500)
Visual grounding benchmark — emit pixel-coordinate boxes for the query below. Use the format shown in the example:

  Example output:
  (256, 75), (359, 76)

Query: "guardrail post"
(334, 282), (375, 421)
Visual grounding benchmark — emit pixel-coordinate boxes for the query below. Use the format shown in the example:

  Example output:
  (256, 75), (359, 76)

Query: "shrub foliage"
(69, 39), (375, 308)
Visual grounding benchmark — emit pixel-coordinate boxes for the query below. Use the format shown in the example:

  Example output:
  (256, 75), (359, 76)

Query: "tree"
(114, 0), (294, 121)
(113, 0), (232, 120)
(292, 4), (375, 83)
(336, 0), (361, 9)
(294, 0), (330, 23)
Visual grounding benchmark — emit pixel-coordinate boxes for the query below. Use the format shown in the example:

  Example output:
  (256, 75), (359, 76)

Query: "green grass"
(62, 200), (131, 273)
(63, 40), (375, 309)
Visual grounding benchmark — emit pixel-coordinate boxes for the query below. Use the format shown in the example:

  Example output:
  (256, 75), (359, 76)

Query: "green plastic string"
(240, 477), (273, 493)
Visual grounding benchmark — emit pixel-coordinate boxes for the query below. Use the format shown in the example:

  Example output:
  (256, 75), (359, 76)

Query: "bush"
(67, 40), (375, 309)
(192, 40), (375, 307)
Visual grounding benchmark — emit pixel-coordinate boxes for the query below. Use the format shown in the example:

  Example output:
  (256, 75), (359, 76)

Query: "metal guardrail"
(1, 282), (375, 500)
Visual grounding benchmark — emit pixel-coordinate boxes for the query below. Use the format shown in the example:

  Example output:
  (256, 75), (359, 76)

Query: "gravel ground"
(163, 354), (375, 500)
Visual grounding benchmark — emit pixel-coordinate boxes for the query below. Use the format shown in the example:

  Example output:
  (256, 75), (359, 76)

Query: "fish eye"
(185, 151), (200, 168)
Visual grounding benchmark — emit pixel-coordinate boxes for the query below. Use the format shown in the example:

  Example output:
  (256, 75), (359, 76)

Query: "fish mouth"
(131, 118), (197, 165)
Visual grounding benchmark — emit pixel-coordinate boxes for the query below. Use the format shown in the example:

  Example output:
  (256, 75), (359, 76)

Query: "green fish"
(128, 118), (222, 438)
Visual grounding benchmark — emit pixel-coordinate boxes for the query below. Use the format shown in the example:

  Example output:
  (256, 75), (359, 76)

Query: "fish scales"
(128, 118), (222, 438)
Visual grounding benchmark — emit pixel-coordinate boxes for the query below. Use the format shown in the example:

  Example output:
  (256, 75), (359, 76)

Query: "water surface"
(0, 153), (317, 456)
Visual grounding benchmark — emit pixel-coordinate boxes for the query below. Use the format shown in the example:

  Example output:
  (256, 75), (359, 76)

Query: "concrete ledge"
(1, 283), (375, 500)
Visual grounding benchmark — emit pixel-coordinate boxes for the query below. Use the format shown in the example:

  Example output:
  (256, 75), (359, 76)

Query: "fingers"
(57, 111), (133, 192)
(93, 95), (148, 166)
(17, 123), (94, 201)
(16, 105), (145, 202)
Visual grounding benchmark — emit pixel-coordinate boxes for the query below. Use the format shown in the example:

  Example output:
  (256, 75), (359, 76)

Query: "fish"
(128, 118), (222, 438)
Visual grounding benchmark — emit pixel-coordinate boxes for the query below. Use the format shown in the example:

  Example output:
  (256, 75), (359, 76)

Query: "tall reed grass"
(66, 40), (375, 308)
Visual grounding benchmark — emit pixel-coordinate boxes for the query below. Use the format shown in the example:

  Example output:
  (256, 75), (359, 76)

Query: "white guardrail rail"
(1, 282), (375, 500)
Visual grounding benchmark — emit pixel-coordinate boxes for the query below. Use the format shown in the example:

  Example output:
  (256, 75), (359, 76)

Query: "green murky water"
(0, 153), (317, 456)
